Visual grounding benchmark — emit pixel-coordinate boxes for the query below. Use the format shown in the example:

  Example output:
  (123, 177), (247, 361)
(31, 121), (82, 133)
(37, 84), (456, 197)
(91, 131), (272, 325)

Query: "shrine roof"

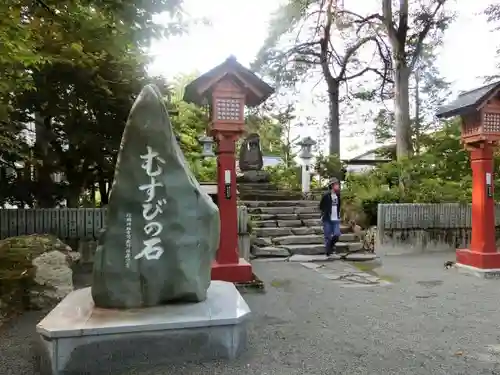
(436, 81), (500, 118)
(183, 56), (274, 107)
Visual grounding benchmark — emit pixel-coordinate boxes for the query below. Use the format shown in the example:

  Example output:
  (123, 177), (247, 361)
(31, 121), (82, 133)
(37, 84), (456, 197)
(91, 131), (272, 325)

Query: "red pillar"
(211, 132), (253, 282)
(456, 142), (500, 269)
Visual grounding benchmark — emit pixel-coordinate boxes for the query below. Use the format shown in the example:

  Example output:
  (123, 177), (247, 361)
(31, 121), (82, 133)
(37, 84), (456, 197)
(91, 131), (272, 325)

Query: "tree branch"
(319, 0), (336, 87)
(382, 0), (398, 48)
(336, 36), (377, 80)
(397, 0), (409, 48)
(409, 0), (447, 70)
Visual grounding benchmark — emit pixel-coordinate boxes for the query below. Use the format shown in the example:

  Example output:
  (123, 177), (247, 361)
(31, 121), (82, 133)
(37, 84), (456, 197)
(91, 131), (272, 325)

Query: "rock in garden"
(0, 234), (79, 311)
(91, 85), (220, 309)
(31, 250), (78, 309)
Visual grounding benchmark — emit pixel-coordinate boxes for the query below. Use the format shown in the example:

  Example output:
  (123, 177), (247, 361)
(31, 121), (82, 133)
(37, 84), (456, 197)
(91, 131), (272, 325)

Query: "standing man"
(319, 178), (342, 256)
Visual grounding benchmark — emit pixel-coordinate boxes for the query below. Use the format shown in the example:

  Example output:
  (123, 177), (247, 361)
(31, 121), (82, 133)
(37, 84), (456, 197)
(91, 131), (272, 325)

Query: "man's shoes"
(330, 244), (337, 254)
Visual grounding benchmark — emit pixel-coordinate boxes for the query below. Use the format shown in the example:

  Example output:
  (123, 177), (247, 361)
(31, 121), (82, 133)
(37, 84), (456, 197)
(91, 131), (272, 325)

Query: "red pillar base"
(211, 258), (253, 283)
(456, 248), (500, 269)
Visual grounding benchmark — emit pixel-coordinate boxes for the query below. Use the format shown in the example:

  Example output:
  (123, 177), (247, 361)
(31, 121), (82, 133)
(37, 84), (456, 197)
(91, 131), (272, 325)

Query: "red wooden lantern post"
(437, 81), (500, 276)
(184, 56), (274, 282)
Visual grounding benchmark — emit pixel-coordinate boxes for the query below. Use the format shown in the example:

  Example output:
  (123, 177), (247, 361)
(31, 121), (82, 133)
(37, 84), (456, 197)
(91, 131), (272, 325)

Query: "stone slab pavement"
(3, 252), (500, 374)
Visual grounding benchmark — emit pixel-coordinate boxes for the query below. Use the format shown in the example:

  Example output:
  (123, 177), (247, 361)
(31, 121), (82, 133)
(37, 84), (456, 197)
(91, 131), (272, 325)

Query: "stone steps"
(253, 233), (358, 246)
(242, 199), (368, 258)
(253, 226), (353, 238)
(238, 184), (306, 201)
(242, 200), (318, 207)
(253, 242), (363, 258)
(250, 213), (320, 221)
(248, 206), (319, 215)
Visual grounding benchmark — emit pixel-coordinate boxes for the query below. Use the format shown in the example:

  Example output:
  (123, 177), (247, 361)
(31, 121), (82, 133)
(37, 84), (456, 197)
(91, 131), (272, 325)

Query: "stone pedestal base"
(211, 258), (253, 283)
(236, 170), (270, 183)
(34, 281), (250, 375)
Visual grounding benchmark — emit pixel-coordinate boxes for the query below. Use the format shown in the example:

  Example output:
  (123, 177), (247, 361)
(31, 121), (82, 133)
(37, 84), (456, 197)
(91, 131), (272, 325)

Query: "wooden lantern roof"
(183, 56), (275, 108)
(437, 81), (500, 119)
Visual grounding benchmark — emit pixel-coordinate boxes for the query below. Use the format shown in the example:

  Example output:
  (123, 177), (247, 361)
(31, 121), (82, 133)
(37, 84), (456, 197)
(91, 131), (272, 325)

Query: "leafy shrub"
(265, 164), (301, 190)
(314, 153), (346, 183)
(341, 121), (478, 227)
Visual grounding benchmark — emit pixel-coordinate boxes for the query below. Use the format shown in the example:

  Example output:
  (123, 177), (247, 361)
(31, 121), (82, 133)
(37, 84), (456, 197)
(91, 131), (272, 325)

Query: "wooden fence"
(0, 206), (251, 262)
(376, 203), (500, 254)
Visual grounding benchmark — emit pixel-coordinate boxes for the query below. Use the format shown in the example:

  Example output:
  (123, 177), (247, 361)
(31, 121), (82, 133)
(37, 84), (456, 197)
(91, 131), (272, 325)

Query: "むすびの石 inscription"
(91, 84), (220, 309)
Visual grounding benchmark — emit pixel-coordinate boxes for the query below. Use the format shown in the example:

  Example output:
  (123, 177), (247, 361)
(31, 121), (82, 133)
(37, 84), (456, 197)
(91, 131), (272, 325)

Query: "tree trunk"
(34, 113), (55, 208)
(98, 178), (109, 206)
(394, 62), (412, 159)
(66, 189), (81, 208)
(414, 69), (421, 154)
(327, 83), (340, 156)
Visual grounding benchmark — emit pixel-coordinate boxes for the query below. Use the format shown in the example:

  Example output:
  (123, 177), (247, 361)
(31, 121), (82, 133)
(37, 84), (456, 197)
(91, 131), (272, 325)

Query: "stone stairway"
(238, 182), (304, 201)
(243, 200), (364, 258)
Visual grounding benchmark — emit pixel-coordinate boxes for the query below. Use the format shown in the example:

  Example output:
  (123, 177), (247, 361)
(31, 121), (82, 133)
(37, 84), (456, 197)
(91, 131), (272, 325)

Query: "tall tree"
(371, 0), (452, 159)
(253, 0), (389, 157)
(485, 2), (500, 79)
(3, 0), (185, 207)
(373, 43), (450, 154)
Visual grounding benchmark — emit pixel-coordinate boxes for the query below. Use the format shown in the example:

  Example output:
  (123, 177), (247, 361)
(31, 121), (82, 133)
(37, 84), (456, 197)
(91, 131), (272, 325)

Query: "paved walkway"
(3, 253), (500, 374)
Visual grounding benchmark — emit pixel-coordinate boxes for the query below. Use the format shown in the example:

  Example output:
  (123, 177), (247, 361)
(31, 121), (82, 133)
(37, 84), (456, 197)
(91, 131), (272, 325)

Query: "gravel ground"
(3, 253), (500, 374)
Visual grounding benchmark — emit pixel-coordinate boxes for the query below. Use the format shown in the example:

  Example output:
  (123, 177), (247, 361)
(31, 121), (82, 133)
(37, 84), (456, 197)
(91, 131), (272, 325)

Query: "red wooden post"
(457, 142), (500, 268)
(183, 56), (274, 282)
(437, 81), (500, 275)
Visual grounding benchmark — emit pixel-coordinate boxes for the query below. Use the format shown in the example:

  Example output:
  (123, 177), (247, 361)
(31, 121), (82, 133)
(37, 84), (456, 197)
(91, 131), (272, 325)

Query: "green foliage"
(0, 0), (186, 207)
(485, 2), (500, 79)
(265, 164), (301, 190)
(245, 102), (298, 166)
(314, 154), (346, 182)
(342, 119), (480, 227)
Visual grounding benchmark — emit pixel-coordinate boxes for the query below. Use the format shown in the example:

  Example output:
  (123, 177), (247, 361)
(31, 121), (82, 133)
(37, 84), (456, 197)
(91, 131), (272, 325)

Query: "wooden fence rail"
(0, 206), (250, 241)
(377, 203), (500, 230)
(376, 203), (500, 255)
(0, 206), (252, 262)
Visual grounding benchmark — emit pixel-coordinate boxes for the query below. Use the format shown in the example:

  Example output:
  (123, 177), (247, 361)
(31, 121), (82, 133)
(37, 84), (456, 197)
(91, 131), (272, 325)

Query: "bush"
(341, 136), (474, 228)
(265, 164), (301, 190)
(314, 153), (346, 183)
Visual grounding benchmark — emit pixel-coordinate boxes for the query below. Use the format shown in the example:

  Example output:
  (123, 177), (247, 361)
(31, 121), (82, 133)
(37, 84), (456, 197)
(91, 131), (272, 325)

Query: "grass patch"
(348, 261), (398, 283)
(235, 273), (266, 294)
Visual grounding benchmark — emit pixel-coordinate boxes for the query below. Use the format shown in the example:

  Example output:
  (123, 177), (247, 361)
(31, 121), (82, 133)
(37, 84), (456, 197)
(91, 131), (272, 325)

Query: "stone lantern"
(184, 56), (274, 283)
(198, 135), (215, 158)
(437, 80), (500, 277)
(297, 136), (317, 196)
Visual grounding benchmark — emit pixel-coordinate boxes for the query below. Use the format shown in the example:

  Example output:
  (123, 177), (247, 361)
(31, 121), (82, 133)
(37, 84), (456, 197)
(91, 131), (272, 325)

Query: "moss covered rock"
(0, 234), (80, 314)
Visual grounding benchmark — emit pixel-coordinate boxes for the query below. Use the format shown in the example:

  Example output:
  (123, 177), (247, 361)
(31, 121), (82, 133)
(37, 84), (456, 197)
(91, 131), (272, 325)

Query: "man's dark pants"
(322, 219), (341, 255)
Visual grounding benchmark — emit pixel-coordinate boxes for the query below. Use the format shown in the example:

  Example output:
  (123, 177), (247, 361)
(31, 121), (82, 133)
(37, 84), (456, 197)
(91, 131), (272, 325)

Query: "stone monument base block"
(236, 170), (271, 183)
(211, 258), (253, 282)
(35, 281), (250, 375)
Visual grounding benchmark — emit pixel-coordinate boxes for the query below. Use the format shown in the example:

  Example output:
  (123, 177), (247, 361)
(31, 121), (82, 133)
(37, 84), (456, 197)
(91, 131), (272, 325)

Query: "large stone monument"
(34, 85), (251, 374)
(91, 84), (219, 308)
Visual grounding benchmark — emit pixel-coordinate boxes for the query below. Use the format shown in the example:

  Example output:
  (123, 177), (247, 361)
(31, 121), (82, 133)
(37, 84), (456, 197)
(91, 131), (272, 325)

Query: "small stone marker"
(91, 85), (220, 308)
(239, 133), (264, 171)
